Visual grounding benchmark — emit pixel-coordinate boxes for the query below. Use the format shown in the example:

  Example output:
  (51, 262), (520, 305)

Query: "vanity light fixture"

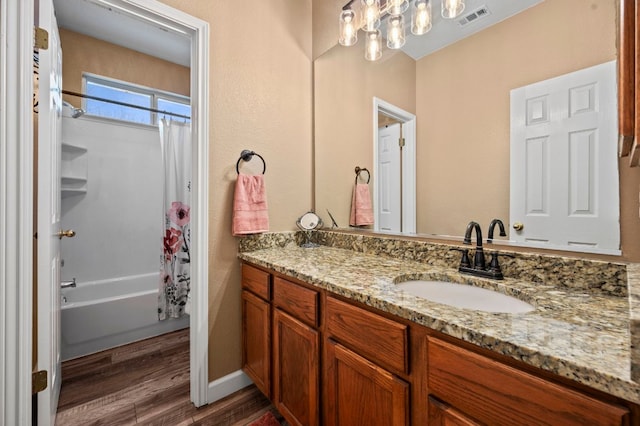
(386, 14), (406, 49)
(441, 0), (465, 19)
(339, 0), (464, 60)
(365, 29), (383, 61)
(339, 9), (358, 46)
(362, 0), (381, 31)
(411, 0), (432, 35)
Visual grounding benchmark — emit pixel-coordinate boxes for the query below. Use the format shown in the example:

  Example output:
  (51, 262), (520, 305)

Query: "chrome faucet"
(487, 218), (506, 243)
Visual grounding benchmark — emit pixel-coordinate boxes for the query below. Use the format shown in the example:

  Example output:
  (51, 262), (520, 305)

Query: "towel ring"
(354, 166), (370, 184)
(236, 150), (266, 175)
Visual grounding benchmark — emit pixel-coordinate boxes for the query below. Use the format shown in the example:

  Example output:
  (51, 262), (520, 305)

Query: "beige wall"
(312, 0), (343, 60)
(156, 0), (313, 381)
(314, 46), (416, 228)
(59, 29), (190, 100)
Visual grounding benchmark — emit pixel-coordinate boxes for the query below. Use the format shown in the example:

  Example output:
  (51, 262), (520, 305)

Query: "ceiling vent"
(457, 6), (491, 27)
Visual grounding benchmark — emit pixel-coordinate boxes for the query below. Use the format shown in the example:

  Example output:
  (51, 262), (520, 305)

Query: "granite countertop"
(238, 245), (639, 405)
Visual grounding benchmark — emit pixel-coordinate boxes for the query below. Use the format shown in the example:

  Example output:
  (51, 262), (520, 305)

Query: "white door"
(510, 61), (619, 254)
(377, 123), (402, 232)
(37, 0), (64, 423)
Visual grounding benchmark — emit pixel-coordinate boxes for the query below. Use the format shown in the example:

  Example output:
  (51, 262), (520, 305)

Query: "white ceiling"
(53, 0), (542, 65)
(53, 0), (191, 67)
(384, 0), (544, 59)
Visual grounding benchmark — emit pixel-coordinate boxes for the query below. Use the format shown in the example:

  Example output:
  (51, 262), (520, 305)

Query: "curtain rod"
(61, 89), (191, 120)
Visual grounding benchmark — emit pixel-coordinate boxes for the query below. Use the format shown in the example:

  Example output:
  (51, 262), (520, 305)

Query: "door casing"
(0, 1), (210, 422)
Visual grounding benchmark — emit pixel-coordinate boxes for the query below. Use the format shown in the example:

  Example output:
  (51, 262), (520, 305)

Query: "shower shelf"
(61, 143), (88, 198)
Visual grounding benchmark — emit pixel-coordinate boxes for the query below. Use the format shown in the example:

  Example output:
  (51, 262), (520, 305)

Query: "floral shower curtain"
(158, 119), (192, 320)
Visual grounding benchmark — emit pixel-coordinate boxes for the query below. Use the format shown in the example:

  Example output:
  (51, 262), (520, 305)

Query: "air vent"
(457, 6), (491, 26)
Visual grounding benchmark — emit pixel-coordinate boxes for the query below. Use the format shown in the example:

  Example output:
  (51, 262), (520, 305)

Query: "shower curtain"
(158, 119), (192, 320)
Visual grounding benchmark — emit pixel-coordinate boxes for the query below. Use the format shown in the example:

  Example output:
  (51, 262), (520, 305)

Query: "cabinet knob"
(512, 222), (524, 231)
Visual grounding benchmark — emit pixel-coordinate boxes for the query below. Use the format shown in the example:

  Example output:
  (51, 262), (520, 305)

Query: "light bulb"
(339, 9), (358, 46)
(361, 0), (380, 31)
(389, 0), (409, 15)
(365, 30), (382, 61)
(387, 14), (406, 49)
(441, 0), (464, 19)
(411, 0), (432, 35)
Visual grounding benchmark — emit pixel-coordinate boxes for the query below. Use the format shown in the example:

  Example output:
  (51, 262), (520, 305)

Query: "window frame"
(82, 72), (190, 125)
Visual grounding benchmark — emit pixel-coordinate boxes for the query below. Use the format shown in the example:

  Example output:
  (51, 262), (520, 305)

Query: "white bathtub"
(61, 272), (189, 361)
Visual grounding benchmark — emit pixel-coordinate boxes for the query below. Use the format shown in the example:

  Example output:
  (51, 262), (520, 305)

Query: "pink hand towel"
(232, 174), (269, 236)
(349, 183), (374, 226)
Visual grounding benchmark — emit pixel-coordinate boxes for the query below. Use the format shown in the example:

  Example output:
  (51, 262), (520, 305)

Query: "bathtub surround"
(60, 116), (187, 361)
(61, 273), (188, 360)
(159, 119), (192, 319)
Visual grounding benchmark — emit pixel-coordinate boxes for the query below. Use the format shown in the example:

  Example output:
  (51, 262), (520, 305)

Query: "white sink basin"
(396, 280), (535, 314)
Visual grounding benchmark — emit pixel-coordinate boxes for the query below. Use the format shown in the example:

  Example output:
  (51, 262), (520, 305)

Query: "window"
(83, 73), (191, 125)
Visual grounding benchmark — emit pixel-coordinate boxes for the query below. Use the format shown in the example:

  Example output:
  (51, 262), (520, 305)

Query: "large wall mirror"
(314, 0), (640, 258)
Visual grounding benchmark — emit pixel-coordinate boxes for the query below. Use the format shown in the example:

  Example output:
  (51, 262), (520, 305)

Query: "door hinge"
(32, 370), (48, 394)
(35, 27), (49, 50)
(399, 137), (405, 148)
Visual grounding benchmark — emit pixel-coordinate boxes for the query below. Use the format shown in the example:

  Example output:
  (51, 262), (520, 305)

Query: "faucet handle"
(487, 252), (515, 273)
(450, 247), (471, 268)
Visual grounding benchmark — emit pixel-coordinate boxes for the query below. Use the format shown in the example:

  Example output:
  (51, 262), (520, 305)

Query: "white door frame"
(1, 1), (36, 424)
(0, 0), (210, 421)
(373, 97), (417, 234)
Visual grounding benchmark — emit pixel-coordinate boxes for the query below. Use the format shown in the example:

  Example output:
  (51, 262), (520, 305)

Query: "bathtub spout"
(61, 278), (77, 289)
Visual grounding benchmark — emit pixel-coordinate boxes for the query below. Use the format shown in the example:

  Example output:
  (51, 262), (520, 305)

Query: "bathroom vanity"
(239, 231), (640, 425)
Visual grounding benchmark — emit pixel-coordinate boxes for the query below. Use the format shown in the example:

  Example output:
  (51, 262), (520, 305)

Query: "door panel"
(37, 0), (63, 423)
(325, 340), (409, 426)
(510, 61), (619, 254)
(377, 123), (402, 232)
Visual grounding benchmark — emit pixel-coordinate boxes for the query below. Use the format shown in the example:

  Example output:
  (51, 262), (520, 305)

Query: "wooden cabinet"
(241, 264), (271, 398)
(325, 339), (409, 426)
(325, 296), (410, 425)
(241, 262), (638, 426)
(428, 397), (480, 426)
(427, 337), (630, 426)
(241, 290), (271, 398)
(273, 277), (320, 426)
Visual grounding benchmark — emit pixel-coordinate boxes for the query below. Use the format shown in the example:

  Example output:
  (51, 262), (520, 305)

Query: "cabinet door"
(325, 339), (409, 426)
(242, 290), (271, 398)
(428, 397), (480, 426)
(273, 309), (319, 426)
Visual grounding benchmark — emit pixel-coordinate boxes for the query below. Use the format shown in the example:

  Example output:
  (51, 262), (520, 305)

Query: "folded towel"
(349, 183), (374, 226)
(233, 174), (269, 236)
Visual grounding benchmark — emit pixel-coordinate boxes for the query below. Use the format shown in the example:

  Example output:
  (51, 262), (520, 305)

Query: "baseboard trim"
(207, 370), (254, 404)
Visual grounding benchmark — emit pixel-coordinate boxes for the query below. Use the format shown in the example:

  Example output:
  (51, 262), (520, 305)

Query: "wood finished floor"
(56, 329), (282, 425)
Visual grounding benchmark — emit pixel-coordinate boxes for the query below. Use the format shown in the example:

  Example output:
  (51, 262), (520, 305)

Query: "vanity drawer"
(242, 263), (271, 301)
(273, 277), (319, 327)
(326, 296), (408, 375)
(428, 337), (629, 426)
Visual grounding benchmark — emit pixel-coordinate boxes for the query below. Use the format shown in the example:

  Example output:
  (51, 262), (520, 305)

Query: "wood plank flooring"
(56, 329), (283, 425)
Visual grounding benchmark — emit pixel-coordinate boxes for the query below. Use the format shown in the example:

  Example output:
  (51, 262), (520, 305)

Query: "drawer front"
(273, 277), (319, 327)
(326, 296), (408, 375)
(428, 337), (629, 426)
(242, 263), (270, 300)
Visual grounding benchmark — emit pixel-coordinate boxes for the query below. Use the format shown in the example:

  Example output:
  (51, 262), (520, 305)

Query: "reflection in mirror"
(314, 0), (619, 254)
(373, 98), (416, 234)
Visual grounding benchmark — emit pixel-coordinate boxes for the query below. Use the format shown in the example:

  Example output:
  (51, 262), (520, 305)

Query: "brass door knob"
(512, 222), (524, 231)
(57, 229), (76, 239)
